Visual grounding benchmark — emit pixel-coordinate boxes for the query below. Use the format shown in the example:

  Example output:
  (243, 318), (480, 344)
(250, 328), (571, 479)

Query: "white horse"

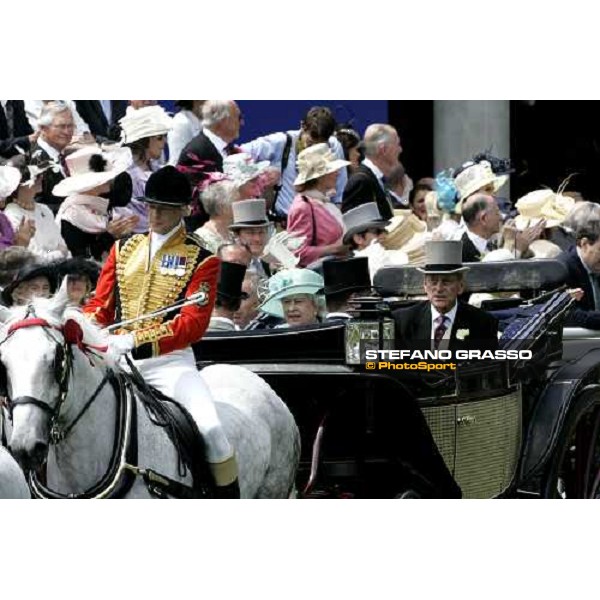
(0, 285), (300, 499)
(0, 446), (29, 498)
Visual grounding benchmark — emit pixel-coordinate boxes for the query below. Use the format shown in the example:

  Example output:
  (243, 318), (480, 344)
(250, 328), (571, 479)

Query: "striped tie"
(434, 315), (448, 349)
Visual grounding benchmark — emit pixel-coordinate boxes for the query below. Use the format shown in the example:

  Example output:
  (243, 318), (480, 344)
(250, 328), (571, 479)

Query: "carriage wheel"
(543, 387), (600, 499)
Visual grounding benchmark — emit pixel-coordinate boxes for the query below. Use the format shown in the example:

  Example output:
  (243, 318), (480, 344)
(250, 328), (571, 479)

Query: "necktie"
(434, 315), (448, 349)
(59, 153), (70, 177)
(224, 143), (239, 156)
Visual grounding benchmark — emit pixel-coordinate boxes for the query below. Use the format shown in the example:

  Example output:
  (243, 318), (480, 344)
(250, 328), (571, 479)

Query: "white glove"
(107, 333), (135, 356)
(262, 231), (306, 269)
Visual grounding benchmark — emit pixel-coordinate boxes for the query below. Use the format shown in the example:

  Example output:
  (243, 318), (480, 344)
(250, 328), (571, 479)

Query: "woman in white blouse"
(4, 157), (70, 262)
(167, 101), (204, 165)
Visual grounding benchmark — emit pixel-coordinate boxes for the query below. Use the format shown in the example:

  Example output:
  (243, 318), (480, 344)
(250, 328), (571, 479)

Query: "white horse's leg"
(201, 365), (301, 499)
(133, 350), (239, 494)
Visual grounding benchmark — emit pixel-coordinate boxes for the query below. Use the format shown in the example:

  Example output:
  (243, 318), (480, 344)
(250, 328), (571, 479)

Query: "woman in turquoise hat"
(259, 268), (325, 328)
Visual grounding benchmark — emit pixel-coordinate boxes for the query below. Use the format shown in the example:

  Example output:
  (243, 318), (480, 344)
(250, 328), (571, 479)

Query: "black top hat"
(217, 261), (249, 301)
(140, 165), (192, 207)
(323, 257), (371, 296)
(1, 262), (58, 306)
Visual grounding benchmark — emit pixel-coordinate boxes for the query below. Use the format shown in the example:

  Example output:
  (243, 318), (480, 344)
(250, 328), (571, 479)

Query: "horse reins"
(2, 312), (200, 499)
(1, 313), (139, 499)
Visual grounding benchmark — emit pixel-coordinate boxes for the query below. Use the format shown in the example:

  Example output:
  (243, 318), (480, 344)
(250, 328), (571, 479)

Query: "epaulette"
(185, 233), (214, 260)
(116, 232), (144, 253)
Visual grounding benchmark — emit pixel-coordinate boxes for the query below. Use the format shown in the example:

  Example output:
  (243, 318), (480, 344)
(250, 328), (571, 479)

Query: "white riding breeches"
(128, 347), (233, 464)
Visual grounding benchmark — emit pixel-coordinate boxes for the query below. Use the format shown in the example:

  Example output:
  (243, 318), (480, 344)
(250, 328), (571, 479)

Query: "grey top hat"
(229, 199), (270, 230)
(416, 240), (470, 274)
(342, 202), (390, 245)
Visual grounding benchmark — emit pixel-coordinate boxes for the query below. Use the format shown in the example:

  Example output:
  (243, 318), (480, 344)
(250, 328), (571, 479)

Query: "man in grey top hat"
(343, 202), (409, 280)
(230, 198), (273, 278)
(393, 240), (498, 352)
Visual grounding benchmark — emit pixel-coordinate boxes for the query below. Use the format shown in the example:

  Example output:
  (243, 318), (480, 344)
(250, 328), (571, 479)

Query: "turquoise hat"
(259, 268), (324, 318)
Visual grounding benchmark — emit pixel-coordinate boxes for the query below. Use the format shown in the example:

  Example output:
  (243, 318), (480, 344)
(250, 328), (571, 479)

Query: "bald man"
(460, 193), (502, 262)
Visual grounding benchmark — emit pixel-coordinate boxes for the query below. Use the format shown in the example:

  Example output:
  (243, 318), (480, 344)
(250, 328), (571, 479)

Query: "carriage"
(196, 259), (600, 499)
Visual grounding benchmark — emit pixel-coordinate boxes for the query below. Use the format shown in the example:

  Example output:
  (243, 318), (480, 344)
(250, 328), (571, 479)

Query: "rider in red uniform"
(84, 165), (240, 497)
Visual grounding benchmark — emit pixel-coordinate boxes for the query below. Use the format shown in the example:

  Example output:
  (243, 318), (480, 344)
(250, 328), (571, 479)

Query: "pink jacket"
(287, 192), (344, 267)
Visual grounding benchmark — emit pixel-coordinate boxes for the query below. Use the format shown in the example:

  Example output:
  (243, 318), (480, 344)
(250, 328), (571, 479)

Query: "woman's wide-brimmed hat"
(1, 261), (58, 307)
(119, 105), (173, 145)
(229, 199), (270, 230)
(416, 240), (469, 274)
(139, 165), (192, 207)
(7, 149), (59, 188)
(454, 160), (508, 201)
(294, 143), (350, 186)
(514, 189), (575, 230)
(52, 146), (133, 197)
(0, 166), (21, 199)
(223, 153), (270, 188)
(342, 202), (390, 245)
(382, 212), (427, 250)
(259, 268), (324, 318)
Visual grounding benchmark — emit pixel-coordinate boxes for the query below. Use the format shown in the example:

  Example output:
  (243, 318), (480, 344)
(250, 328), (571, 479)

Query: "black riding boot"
(214, 478), (240, 499)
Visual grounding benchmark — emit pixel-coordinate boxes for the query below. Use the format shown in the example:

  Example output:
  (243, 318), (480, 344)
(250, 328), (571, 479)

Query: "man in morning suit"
(393, 240), (499, 352)
(460, 194), (502, 263)
(177, 100), (242, 172)
(341, 124), (402, 221)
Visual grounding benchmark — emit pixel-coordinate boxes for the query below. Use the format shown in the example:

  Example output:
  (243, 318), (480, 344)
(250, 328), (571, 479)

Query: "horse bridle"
(1, 311), (107, 445)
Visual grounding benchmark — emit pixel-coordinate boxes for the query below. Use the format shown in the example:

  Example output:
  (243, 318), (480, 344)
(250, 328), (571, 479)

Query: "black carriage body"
(194, 259), (600, 499)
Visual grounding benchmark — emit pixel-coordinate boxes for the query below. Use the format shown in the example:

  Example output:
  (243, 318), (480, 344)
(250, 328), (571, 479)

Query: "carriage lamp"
(344, 319), (395, 365)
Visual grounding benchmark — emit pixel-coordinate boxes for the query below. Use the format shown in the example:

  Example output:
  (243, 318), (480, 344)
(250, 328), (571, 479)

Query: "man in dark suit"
(393, 240), (499, 352)
(74, 100), (127, 141)
(341, 124), (402, 220)
(30, 102), (75, 212)
(558, 218), (600, 329)
(0, 101), (37, 159)
(176, 100), (243, 230)
(177, 100), (242, 172)
(460, 194), (502, 263)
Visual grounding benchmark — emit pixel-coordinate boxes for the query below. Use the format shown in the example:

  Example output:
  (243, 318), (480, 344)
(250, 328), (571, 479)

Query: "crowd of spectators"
(2, 99), (600, 332)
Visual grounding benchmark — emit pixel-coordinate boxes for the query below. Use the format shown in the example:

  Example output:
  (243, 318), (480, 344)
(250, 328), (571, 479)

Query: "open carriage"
(195, 259), (600, 498)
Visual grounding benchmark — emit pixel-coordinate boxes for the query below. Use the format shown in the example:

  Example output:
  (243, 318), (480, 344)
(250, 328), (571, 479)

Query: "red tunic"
(84, 224), (220, 360)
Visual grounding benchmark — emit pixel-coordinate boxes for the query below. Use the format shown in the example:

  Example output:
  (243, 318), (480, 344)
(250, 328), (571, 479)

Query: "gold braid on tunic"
(115, 228), (202, 346)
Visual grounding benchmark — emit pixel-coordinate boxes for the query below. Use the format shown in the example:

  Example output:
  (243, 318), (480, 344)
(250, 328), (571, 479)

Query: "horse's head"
(0, 279), (108, 471)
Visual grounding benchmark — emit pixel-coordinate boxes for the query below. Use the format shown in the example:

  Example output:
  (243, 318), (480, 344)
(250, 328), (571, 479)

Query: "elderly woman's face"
(282, 293), (319, 327)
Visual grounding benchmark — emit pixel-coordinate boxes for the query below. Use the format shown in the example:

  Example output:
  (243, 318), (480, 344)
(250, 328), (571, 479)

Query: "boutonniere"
(456, 329), (470, 341)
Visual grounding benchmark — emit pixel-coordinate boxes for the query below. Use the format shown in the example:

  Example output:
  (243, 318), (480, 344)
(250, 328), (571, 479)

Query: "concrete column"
(434, 101), (510, 197)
